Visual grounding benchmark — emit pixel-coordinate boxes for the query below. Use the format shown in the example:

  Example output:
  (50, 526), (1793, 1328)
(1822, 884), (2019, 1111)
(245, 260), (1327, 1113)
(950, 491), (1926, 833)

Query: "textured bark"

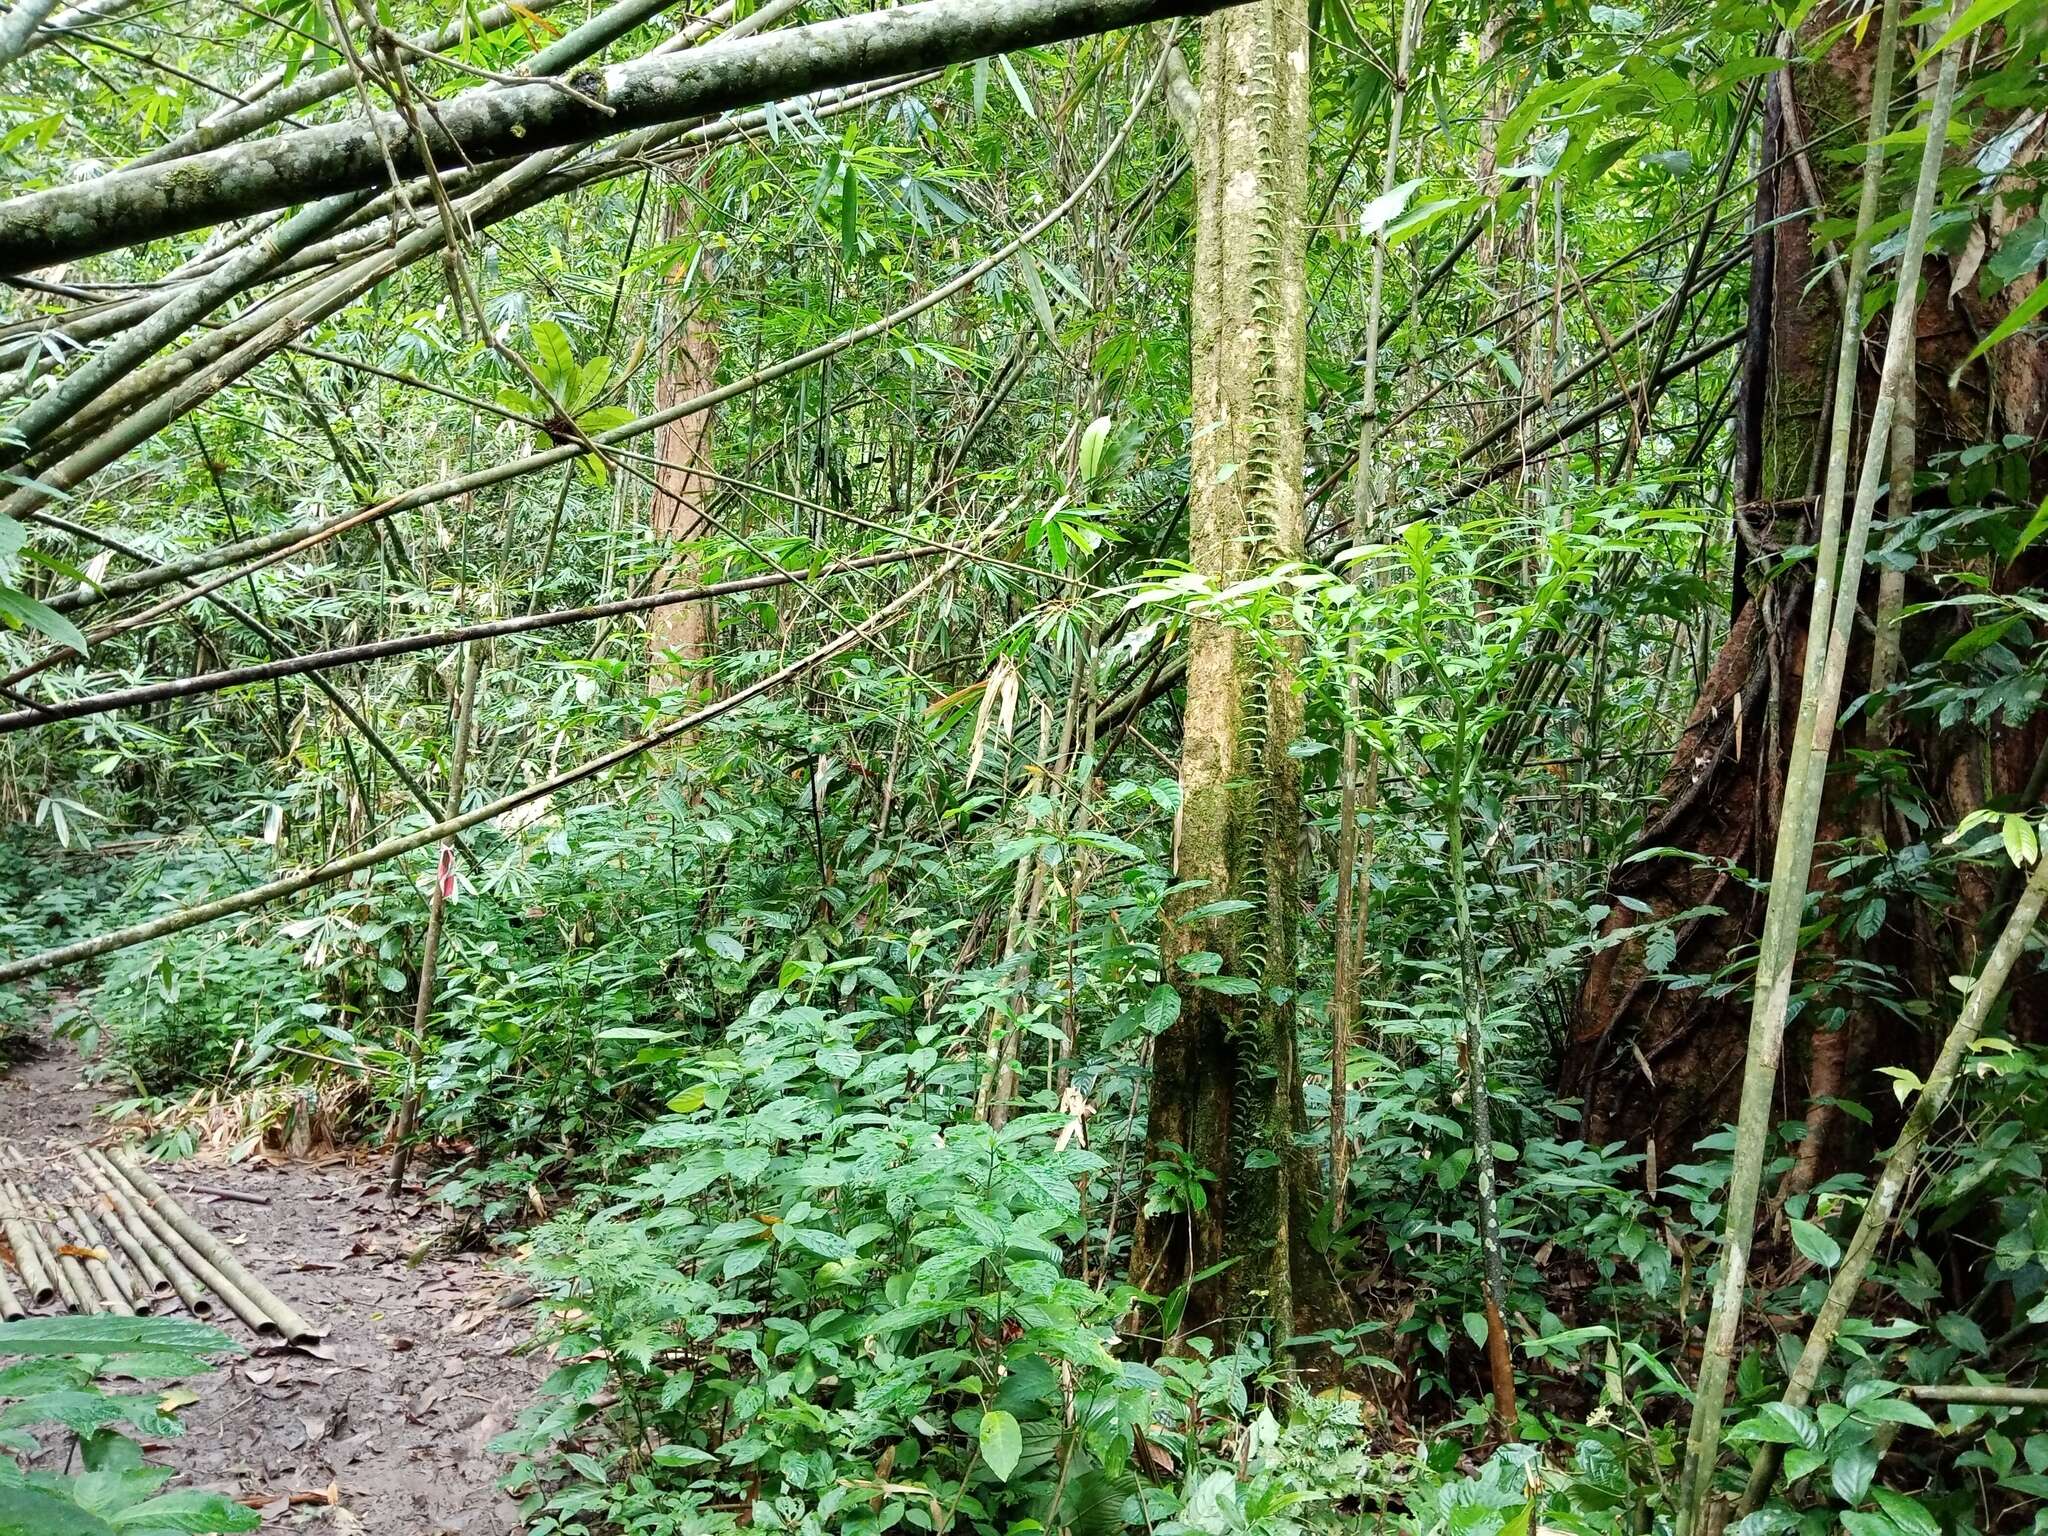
(1129, 0), (1343, 1355)
(0, 0), (60, 69)
(0, 0), (1239, 272)
(1565, 21), (2048, 1172)
(648, 190), (720, 682)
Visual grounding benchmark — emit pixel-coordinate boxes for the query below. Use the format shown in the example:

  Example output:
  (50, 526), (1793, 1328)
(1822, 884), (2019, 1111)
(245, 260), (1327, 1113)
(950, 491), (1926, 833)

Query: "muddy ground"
(2, 1026), (543, 1533)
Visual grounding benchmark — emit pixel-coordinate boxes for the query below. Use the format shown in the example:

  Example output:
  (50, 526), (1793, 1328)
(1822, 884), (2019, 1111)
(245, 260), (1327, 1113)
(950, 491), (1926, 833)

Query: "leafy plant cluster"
(0, 1314), (256, 1536)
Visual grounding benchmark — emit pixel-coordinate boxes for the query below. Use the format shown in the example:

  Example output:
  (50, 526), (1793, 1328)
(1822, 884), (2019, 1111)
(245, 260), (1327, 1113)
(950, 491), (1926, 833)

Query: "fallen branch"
(0, 0), (1234, 270)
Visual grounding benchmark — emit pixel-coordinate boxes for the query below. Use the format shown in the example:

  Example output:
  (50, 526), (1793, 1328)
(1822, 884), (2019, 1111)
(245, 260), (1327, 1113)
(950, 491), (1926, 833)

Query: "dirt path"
(2, 1030), (541, 1533)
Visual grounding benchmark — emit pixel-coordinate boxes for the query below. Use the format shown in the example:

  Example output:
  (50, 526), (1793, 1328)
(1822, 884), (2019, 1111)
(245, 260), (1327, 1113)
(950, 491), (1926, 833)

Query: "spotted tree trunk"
(1128, 0), (1345, 1354)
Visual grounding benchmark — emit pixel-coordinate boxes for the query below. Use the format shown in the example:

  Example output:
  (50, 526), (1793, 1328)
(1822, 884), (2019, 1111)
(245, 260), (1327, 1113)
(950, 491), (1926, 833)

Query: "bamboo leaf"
(0, 584), (87, 655)
(1078, 414), (1113, 483)
(1958, 266), (2048, 374)
(1917, 0), (2020, 65)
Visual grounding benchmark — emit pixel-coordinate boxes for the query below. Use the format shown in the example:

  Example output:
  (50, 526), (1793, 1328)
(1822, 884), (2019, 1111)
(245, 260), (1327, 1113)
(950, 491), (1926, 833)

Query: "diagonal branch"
(0, 0), (1238, 272)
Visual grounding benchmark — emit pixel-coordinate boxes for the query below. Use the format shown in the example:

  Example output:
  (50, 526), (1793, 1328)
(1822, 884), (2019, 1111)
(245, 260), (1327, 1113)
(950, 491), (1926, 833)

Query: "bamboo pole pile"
(0, 1144), (323, 1343)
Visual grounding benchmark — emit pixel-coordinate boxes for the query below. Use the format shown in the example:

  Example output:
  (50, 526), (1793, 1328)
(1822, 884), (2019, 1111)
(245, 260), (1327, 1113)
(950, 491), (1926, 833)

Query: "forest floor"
(2, 1019), (542, 1533)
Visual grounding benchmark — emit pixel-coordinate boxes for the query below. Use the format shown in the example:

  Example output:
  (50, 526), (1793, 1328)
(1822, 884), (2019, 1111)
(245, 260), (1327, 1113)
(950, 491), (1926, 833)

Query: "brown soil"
(1, 1027), (542, 1533)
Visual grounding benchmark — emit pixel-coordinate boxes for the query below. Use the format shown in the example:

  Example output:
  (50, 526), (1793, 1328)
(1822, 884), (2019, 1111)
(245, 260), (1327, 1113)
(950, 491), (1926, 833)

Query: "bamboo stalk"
(0, 547), (921, 733)
(66, 1200), (149, 1315)
(0, 1256), (21, 1321)
(85, 1151), (267, 1334)
(0, 0), (1230, 270)
(56, 1203), (135, 1316)
(1445, 744), (1518, 1439)
(1736, 848), (2048, 1516)
(0, 551), (964, 986)
(70, 1171), (172, 1300)
(106, 1150), (322, 1343)
(1674, 6), (1942, 1528)
(1901, 1384), (2048, 1408)
(50, 1246), (92, 1313)
(388, 643), (485, 1197)
(74, 1152), (209, 1316)
(16, 1185), (98, 1316)
(1330, 0), (1418, 1234)
(0, 1177), (56, 1306)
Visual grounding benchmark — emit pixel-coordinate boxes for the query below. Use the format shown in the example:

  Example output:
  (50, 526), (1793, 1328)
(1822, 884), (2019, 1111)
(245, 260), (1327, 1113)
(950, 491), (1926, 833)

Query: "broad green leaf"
(1789, 1217), (1842, 1269)
(110, 1488), (259, 1532)
(1832, 1441), (1879, 1505)
(528, 320), (577, 386)
(979, 1408), (1021, 1482)
(0, 1487), (118, 1536)
(1732, 1401), (1818, 1449)
(1935, 1313), (1988, 1354)
(575, 406), (634, 435)
(71, 1462), (173, 1517)
(1871, 1489), (1940, 1536)
(0, 1317), (234, 1360)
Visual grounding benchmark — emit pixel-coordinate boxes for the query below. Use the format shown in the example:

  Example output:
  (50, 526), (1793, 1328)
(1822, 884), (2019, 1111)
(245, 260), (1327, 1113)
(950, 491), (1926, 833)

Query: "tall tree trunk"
(1563, 16), (2048, 1172)
(1128, 0), (1345, 1358)
(648, 188), (719, 687)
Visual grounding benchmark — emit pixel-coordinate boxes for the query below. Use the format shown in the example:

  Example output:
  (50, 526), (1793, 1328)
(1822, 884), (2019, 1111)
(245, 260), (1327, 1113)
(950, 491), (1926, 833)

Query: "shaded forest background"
(1, 0), (2047, 1532)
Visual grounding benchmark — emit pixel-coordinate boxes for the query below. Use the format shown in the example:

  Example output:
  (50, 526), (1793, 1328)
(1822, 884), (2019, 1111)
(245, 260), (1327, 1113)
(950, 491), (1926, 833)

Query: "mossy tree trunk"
(1129, 0), (1343, 1357)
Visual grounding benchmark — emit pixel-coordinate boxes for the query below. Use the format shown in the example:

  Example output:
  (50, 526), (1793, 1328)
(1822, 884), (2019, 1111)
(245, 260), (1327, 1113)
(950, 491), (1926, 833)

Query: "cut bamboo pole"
(69, 1167), (173, 1301)
(0, 1259), (21, 1321)
(106, 1149), (322, 1342)
(66, 1200), (149, 1316)
(84, 1151), (267, 1335)
(55, 1203), (134, 1317)
(16, 1185), (98, 1316)
(0, 1177), (56, 1306)
(2, 1179), (70, 1310)
(75, 1153), (210, 1317)
(49, 1244), (92, 1313)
